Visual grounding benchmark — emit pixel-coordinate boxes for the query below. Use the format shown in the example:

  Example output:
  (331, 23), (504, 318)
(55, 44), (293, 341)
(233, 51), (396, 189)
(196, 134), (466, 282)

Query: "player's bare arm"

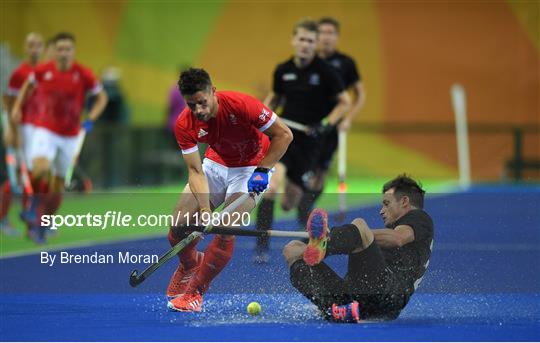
(256, 119), (293, 169)
(3, 94), (14, 113)
(340, 81), (365, 131)
(325, 90), (351, 125)
(2, 94), (16, 146)
(263, 91), (284, 111)
(372, 225), (415, 248)
(86, 88), (108, 122)
(10, 79), (34, 124)
(182, 150), (211, 212)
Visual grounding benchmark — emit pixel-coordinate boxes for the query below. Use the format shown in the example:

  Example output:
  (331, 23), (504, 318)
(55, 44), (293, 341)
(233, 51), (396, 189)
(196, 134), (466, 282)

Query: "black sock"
(255, 198), (274, 252)
(325, 224), (363, 256)
(297, 189), (322, 227)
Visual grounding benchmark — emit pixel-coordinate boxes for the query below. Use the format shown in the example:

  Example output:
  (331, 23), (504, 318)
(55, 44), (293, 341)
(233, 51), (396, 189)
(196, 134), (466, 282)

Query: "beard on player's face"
(186, 88), (217, 121)
(381, 190), (406, 227)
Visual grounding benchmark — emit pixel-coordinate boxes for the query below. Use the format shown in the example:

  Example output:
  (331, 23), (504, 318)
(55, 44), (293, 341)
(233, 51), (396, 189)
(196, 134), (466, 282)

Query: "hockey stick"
(337, 131), (347, 222)
(129, 192), (259, 287)
(1, 112), (21, 194)
(64, 129), (87, 188)
(188, 225), (309, 239)
(16, 148), (32, 196)
(280, 118), (309, 133)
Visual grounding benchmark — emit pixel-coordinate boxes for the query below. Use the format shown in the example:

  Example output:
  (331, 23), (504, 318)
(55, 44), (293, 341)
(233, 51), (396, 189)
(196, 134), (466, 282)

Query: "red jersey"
(30, 61), (102, 136)
(6, 62), (40, 125)
(175, 91), (277, 167)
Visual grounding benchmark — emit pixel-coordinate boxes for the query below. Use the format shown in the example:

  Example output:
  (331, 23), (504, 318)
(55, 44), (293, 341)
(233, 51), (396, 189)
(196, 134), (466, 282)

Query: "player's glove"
(81, 120), (94, 133)
(248, 167), (270, 194)
(308, 119), (336, 138)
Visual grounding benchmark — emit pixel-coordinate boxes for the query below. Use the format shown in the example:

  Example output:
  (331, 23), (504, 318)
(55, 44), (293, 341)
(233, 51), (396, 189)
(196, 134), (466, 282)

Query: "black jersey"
(272, 56), (344, 125)
(321, 50), (361, 88)
(382, 209), (434, 294)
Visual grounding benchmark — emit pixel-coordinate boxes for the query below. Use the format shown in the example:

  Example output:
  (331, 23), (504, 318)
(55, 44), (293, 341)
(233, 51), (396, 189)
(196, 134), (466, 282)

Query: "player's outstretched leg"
(303, 208), (329, 266)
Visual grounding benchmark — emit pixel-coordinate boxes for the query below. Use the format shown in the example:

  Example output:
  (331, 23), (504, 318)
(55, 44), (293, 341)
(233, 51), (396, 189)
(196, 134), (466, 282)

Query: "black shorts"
(344, 243), (409, 320)
(281, 129), (321, 189)
(316, 127), (338, 171)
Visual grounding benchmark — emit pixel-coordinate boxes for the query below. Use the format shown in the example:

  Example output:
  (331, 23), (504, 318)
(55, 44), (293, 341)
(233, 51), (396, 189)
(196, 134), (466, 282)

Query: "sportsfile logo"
(40, 210), (251, 230)
(259, 108), (270, 122)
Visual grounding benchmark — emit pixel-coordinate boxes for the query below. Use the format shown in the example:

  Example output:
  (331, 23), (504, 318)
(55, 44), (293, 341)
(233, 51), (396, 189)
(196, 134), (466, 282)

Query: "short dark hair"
(54, 32), (76, 44)
(293, 19), (319, 36)
(318, 17), (340, 33)
(383, 174), (426, 209)
(178, 68), (212, 95)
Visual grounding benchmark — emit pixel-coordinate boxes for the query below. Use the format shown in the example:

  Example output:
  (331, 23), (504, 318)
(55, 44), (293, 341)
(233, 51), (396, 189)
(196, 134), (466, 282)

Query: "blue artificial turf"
(1, 185), (539, 341)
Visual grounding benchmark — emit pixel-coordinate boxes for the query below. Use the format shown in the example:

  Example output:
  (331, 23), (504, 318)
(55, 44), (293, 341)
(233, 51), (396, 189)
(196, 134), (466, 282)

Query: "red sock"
(37, 192), (63, 226)
(31, 178), (41, 196)
(38, 179), (49, 194)
(45, 192), (62, 215)
(191, 235), (235, 294)
(167, 229), (200, 268)
(0, 181), (12, 220)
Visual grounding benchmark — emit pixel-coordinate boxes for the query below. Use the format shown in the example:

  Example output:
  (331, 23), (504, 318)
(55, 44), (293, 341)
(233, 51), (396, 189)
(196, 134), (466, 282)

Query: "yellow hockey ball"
(247, 301), (261, 315)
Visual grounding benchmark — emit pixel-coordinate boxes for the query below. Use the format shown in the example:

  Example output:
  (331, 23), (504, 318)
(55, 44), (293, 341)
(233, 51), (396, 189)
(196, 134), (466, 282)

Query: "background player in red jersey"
(1, 32), (44, 238)
(11, 32), (108, 243)
(166, 68), (292, 312)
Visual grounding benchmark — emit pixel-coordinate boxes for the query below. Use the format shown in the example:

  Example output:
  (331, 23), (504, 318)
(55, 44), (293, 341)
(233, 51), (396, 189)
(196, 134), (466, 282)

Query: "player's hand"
(10, 107), (22, 124)
(199, 207), (212, 226)
(81, 120), (94, 133)
(2, 126), (14, 146)
(248, 167), (270, 194)
(338, 117), (352, 132)
(308, 121), (336, 138)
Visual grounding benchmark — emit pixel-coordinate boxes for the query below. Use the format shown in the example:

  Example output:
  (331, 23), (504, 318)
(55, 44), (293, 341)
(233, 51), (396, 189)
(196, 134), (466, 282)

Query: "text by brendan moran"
(40, 251), (159, 267)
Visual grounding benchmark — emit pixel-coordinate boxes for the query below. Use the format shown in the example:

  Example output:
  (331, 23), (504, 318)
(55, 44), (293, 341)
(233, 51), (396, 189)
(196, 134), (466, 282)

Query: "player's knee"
(281, 185), (302, 211)
(281, 199), (293, 211)
(351, 218), (374, 248)
(311, 178), (324, 192)
(32, 158), (50, 177)
(51, 176), (65, 193)
(283, 240), (306, 265)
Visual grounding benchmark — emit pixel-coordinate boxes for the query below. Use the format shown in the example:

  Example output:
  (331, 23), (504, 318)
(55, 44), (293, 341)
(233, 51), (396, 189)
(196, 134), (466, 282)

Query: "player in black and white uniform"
(283, 175), (434, 322)
(298, 17), (366, 225)
(254, 19), (350, 262)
